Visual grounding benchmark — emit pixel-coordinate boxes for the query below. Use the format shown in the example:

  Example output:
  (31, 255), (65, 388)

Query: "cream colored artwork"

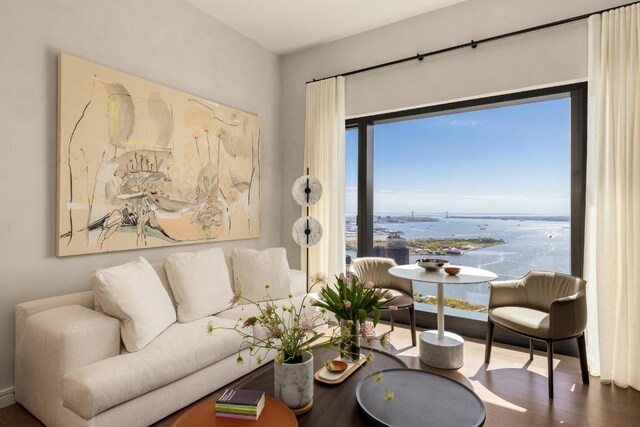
(57, 53), (261, 256)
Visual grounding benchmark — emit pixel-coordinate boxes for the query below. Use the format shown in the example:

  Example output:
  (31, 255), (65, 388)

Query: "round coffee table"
(389, 265), (496, 369)
(235, 346), (407, 427)
(356, 369), (486, 426)
(171, 396), (297, 427)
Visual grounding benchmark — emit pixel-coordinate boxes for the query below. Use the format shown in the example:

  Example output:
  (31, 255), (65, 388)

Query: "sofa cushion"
(91, 263), (177, 313)
(489, 306), (550, 338)
(165, 248), (234, 322)
(231, 247), (292, 303)
(63, 316), (244, 419)
(92, 257), (176, 352)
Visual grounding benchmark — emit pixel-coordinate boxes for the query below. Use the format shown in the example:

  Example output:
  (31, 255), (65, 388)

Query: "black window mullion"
(570, 86), (587, 277)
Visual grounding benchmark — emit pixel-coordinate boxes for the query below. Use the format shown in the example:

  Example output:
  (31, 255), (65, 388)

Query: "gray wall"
(0, 0), (281, 398)
(280, 0), (630, 269)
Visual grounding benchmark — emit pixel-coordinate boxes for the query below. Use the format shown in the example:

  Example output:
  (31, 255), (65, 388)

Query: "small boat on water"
(445, 247), (464, 255)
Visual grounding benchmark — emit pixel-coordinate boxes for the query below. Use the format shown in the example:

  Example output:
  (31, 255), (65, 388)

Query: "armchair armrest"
(549, 290), (587, 339)
(15, 305), (120, 426)
(488, 279), (527, 309)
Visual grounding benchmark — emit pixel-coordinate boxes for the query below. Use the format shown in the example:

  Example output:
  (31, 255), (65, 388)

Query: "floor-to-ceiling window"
(345, 83), (586, 323)
(345, 127), (359, 269)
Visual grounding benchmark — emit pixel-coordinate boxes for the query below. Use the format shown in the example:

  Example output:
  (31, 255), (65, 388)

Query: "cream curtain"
(302, 77), (346, 281)
(585, 5), (640, 390)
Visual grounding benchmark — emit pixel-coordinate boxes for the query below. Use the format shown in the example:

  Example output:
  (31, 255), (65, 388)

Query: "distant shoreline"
(346, 237), (505, 255)
(347, 214), (570, 223)
(447, 215), (569, 222)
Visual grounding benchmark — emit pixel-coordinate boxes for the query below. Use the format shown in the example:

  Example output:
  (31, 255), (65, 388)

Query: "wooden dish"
(444, 266), (461, 276)
(325, 360), (348, 373)
(314, 355), (367, 385)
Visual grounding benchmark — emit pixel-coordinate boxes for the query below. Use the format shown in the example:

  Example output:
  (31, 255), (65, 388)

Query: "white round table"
(389, 264), (497, 369)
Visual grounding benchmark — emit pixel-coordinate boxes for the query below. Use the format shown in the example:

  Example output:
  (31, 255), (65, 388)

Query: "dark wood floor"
(2, 322), (639, 426)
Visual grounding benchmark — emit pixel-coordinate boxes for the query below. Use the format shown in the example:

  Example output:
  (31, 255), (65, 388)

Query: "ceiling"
(184, 0), (468, 55)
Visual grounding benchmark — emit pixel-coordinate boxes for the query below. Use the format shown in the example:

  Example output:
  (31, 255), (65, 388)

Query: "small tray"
(314, 355), (367, 385)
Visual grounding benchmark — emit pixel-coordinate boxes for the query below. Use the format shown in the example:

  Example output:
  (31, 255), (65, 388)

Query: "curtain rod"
(307, 1), (639, 84)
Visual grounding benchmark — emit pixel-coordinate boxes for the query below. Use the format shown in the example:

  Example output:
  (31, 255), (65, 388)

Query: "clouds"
(442, 118), (482, 127)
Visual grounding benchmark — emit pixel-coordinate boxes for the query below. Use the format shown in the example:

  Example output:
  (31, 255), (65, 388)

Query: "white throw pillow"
(93, 257), (176, 352)
(164, 248), (234, 322)
(231, 247), (292, 303)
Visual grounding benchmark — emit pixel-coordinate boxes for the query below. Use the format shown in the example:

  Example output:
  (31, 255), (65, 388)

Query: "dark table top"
(356, 369), (486, 427)
(235, 346), (407, 427)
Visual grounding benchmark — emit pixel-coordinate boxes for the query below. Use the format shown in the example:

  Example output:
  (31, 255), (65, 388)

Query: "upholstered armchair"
(349, 257), (417, 346)
(484, 271), (589, 398)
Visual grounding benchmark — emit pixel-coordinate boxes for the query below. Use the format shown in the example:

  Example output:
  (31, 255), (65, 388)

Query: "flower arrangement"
(310, 272), (396, 326)
(207, 274), (396, 401)
(207, 284), (325, 364)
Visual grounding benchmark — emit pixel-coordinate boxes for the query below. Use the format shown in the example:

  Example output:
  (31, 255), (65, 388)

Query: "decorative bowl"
(417, 258), (449, 272)
(444, 266), (461, 276)
(325, 360), (348, 373)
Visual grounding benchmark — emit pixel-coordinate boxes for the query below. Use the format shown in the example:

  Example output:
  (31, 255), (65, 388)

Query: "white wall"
(280, 0), (631, 269)
(0, 0), (281, 399)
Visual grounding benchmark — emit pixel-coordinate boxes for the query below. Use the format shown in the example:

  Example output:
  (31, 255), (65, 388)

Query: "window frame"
(345, 82), (587, 356)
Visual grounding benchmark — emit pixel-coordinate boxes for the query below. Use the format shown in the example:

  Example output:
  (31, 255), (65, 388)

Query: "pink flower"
(262, 302), (274, 314)
(299, 314), (315, 332)
(365, 281), (374, 289)
(229, 281), (242, 305)
(311, 272), (328, 283)
(360, 321), (376, 342)
(243, 317), (257, 327)
(384, 291), (394, 300)
(339, 272), (346, 281)
(374, 288), (382, 296)
(389, 305), (398, 311)
(344, 300), (352, 309)
(264, 325), (282, 338)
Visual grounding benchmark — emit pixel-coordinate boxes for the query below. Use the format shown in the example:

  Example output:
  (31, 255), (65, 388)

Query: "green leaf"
(358, 309), (367, 324)
(372, 307), (381, 326)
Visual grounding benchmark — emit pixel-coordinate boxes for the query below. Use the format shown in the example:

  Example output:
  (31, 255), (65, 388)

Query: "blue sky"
(346, 97), (571, 215)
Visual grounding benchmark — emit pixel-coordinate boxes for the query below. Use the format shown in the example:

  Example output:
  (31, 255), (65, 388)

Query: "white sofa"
(15, 258), (309, 427)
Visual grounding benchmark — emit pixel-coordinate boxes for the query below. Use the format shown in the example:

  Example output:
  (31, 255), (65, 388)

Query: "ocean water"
(346, 214), (570, 306)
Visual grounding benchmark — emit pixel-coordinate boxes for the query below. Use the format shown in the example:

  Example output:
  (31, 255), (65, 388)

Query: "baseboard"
(0, 386), (15, 408)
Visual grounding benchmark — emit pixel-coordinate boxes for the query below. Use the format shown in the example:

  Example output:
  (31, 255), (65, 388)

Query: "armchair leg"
(409, 305), (416, 347)
(529, 339), (534, 361)
(485, 320), (495, 364)
(547, 340), (554, 399)
(390, 311), (394, 331)
(577, 333), (590, 384)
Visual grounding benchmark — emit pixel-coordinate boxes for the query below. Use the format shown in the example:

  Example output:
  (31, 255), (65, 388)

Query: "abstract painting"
(57, 53), (261, 256)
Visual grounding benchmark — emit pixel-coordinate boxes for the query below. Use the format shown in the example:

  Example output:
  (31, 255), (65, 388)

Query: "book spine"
(216, 403), (258, 410)
(215, 407), (258, 415)
(216, 412), (258, 420)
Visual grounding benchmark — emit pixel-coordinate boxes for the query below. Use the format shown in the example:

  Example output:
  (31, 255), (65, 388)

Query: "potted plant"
(207, 284), (328, 412)
(310, 272), (397, 361)
(208, 278), (396, 411)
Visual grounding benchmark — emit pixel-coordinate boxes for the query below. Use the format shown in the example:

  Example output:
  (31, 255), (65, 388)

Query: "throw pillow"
(93, 257), (176, 352)
(231, 247), (292, 303)
(164, 247), (234, 322)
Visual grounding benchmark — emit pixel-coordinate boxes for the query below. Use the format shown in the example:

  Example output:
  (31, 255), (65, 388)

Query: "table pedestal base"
(418, 330), (464, 369)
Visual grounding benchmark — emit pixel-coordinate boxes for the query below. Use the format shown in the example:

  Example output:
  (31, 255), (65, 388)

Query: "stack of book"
(215, 388), (266, 420)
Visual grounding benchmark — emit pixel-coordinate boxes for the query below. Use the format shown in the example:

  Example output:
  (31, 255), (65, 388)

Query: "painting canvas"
(57, 53), (261, 256)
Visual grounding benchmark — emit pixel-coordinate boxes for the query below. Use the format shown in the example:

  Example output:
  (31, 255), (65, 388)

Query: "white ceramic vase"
(273, 352), (314, 410)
